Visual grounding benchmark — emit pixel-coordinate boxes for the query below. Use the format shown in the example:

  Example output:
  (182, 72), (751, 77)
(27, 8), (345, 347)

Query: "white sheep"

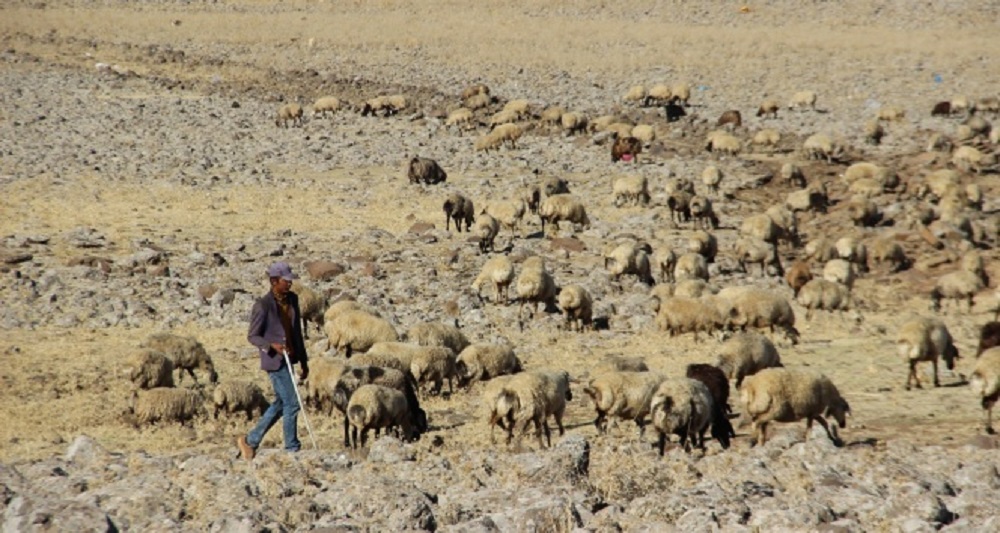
(516, 256), (558, 321)
(727, 289), (799, 344)
(324, 310), (399, 358)
(655, 296), (725, 341)
(141, 333), (218, 384)
(670, 83), (691, 106)
(322, 299), (381, 326)
(822, 259), (856, 289)
(331, 365), (425, 447)
(128, 387), (206, 427)
(489, 109), (520, 129)
(701, 165), (723, 194)
(705, 131), (741, 155)
(674, 252), (708, 282)
(443, 192), (475, 233)
(583, 370), (668, 436)
(715, 332), (782, 388)
(474, 123), (523, 151)
(650, 377), (716, 454)
(631, 124), (656, 146)
(970, 347), (1000, 434)
(212, 380), (269, 420)
(687, 230), (718, 264)
(540, 106), (565, 128)
(689, 195), (719, 230)
(502, 99), (532, 118)
(405, 322), (470, 359)
(740, 368), (850, 446)
(896, 317), (960, 390)
(646, 84), (672, 105)
(127, 349), (175, 390)
(752, 129), (781, 152)
(485, 199), (527, 240)
(930, 270), (985, 312)
(604, 242), (655, 286)
(558, 284), (594, 332)
(456, 343), (522, 388)
(486, 372), (554, 447)
(757, 100), (780, 119)
(780, 162), (806, 188)
(835, 236), (869, 273)
(471, 255), (515, 304)
(539, 194), (590, 235)
(445, 107), (475, 131)
(409, 346), (458, 396)
(788, 90), (818, 111)
(312, 96), (343, 117)
(735, 238), (783, 277)
(952, 146), (997, 174)
(623, 85), (646, 104)
(474, 213), (500, 253)
(561, 111), (588, 135)
(612, 175), (651, 206)
(275, 103), (304, 128)
(841, 162), (898, 190)
(347, 384), (417, 449)
(740, 213), (781, 247)
(802, 133), (843, 163)
(870, 238), (909, 272)
(797, 279), (851, 319)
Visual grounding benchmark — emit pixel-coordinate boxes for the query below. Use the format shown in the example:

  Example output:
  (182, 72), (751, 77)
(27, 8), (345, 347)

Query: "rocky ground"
(2, 1), (1000, 531)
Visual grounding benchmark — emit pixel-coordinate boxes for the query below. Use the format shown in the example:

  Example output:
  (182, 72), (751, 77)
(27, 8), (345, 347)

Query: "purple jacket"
(247, 291), (309, 372)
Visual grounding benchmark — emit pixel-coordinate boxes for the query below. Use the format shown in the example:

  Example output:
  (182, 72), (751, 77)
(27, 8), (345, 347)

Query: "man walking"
(237, 261), (310, 460)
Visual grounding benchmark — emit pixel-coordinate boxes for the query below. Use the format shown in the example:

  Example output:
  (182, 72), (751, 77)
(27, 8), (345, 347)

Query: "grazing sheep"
(670, 83), (691, 106)
(519, 184), (541, 215)
(864, 120), (885, 145)
(558, 285), (594, 332)
(141, 333), (218, 384)
(275, 103), (304, 128)
(952, 145), (997, 174)
(539, 194), (590, 235)
(361, 94), (407, 116)
(655, 296), (725, 341)
(561, 112), (588, 135)
(332, 365), (425, 447)
(919, 169), (960, 200)
(701, 165), (723, 194)
(623, 85), (646, 104)
(650, 378), (718, 454)
(780, 162), (806, 188)
(674, 252), (709, 282)
(324, 310), (399, 358)
(654, 248), (677, 283)
(931, 101), (952, 116)
(897, 317), (960, 390)
(686, 363), (734, 419)
(786, 184), (829, 213)
(456, 344), (522, 388)
(540, 106), (566, 128)
(312, 96), (343, 117)
(472, 255), (515, 304)
(649, 284), (676, 313)
(461, 83), (490, 100)
(405, 322), (470, 357)
(764, 205), (800, 248)
(970, 347), (1000, 434)
(516, 256), (558, 321)
(583, 370), (668, 435)
(322, 299), (381, 326)
(785, 260), (814, 298)
(474, 213), (500, 253)
(977, 322), (1000, 357)
(930, 270), (985, 312)
(752, 128), (781, 152)
(666, 189), (693, 226)
(295, 283), (328, 340)
(687, 231), (718, 264)
(489, 109), (520, 129)
(727, 289), (799, 344)
(705, 131), (741, 155)
(835, 236), (869, 273)
(741, 368), (850, 446)
(823, 259), (856, 290)
(716, 110), (742, 129)
(644, 84), (672, 106)
(212, 380), (268, 420)
(502, 99), (532, 118)
(715, 332), (782, 388)
(543, 176), (570, 196)
(407, 156), (447, 185)
(757, 100), (779, 119)
(445, 107), (475, 131)
(802, 133), (843, 163)
(127, 350), (175, 390)
(443, 192), (475, 233)
(846, 196), (880, 227)
(128, 387), (206, 427)
(487, 371), (566, 448)
(735, 238), (783, 277)
(486, 199), (527, 240)
(356, 345), (417, 372)
(631, 124), (656, 145)
(604, 242), (655, 286)
(611, 136), (643, 163)
(347, 384), (417, 449)
(409, 346), (458, 396)
(304, 358), (346, 415)
(805, 237), (839, 264)
(870, 237), (909, 272)
(612, 175), (651, 206)
(841, 162), (898, 190)
(689, 195), (719, 230)
(789, 90), (818, 111)
(797, 279), (851, 319)
(740, 213), (780, 247)
(475, 123), (523, 151)
(464, 92), (492, 110)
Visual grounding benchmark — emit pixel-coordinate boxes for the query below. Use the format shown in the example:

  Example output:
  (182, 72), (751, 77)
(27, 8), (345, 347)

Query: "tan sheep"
(474, 212), (500, 254)
(864, 119), (885, 145)
(780, 162), (806, 188)
(822, 259), (856, 289)
(727, 289), (799, 344)
(757, 100), (779, 119)
(275, 103), (304, 128)
(409, 346), (458, 396)
(654, 247), (677, 283)
(561, 111), (588, 135)
(304, 357), (347, 415)
(584, 370), (668, 436)
(445, 107), (475, 131)
(558, 284), (594, 332)
(486, 371), (564, 448)
(797, 279), (851, 319)
(516, 256), (558, 322)
(604, 242), (655, 286)
(294, 283), (329, 340)
(322, 299), (381, 326)
(212, 380), (268, 420)
(740, 368), (850, 446)
(952, 146), (997, 174)
(705, 131), (741, 155)
(735, 238), (783, 277)
(539, 194), (590, 235)
(670, 83), (692, 106)
(701, 165), (723, 194)
(930, 270), (985, 312)
(502, 99), (532, 118)
(126, 349), (175, 390)
(489, 109), (520, 129)
(752, 129), (781, 152)
(456, 343), (522, 388)
(474, 123), (523, 152)
(471, 255), (515, 304)
(623, 85), (647, 104)
(674, 252), (708, 282)
(645, 84), (672, 105)
(631, 124), (656, 145)
(655, 296), (725, 341)
(461, 83), (490, 100)
(650, 378), (716, 454)
(485, 199), (527, 240)
(405, 322), (470, 357)
(347, 384), (417, 449)
(689, 195), (719, 230)
(687, 230), (718, 264)
(331, 365), (425, 447)
(970, 347), (1000, 434)
(788, 90), (818, 111)
(312, 96), (344, 117)
(802, 133), (843, 163)
(612, 175), (651, 206)
(127, 387), (206, 427)
(896, 317), (960, 390)
(141, 333), (217, 384)
(715, 332), (782, 388)
(870, 237), (909, 272)
(324, 310), (399, 358)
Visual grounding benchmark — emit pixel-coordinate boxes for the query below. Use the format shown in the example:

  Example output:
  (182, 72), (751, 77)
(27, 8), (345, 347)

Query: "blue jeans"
(247, 362), (301, 452)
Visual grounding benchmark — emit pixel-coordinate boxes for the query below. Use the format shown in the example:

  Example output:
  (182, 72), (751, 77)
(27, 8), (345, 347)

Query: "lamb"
(870, 237), (909, 272)
(896, 317), (960, 390)
(976, 322), (1000, 357)
(303, 357), (346, 415)
(409, 346), (458, 396)
(802, 133), (843, 163)
(930, 270), (985, 312)
(788, 90), (818, 111)
(443, 192), (475, 232)
(126, 350), (175, 390)
(785, 260), (814, 297)
(970, 347), (1000, 434)
(674, 252), (708, 282)
(515, 256), (558, 321)
(715, 331), (782, 388)
(701, 165), (723, 195)
(689, 195), (719, 230)
(485, 199), (527, 240)
(456, 343), (522, 388)
(473, 212), (500, 253)
(127, 387), (206, 427)
(666, 189), (693, 225)
(604, 242), (655, 286)
(752, 128), (781, 152)
(347, 384), (417, 449)
(539, 194), (590, 235)
(716, 110), (742, 129)
(650, 378), (719, 454)
(612, 175), (651, 206)
(735, 238), (783, 277)
(312, 96), (343, 117)
(275, 103), (304, 128)
(212, 380), (268, 420)
(611, 136), (643, 163)
(141, 333), (218, 384)
(863, 119), (885, 145)
(332, 365), (426, 447)
(655, 296), (725, 341)
(324, 310), (399, 358)
(823, 259), (856, 289)
(583, 370), (668, 435)
(780, 162), (806, 188)
(558, 285), (594, 332)
(471, 255), (515, 304)
(654, 248), (677, 283)
(687, 230), (718, 264)
(797, 279), (851, 319)
(407, 156), (447, 185)
(405, 322), (470, 357)
(757, 100), (779, 119)
(740, 368), (850, 446)
(727, 289), (800, 344)
(294, 283), (328, 340)
(705, 131), (741, 155)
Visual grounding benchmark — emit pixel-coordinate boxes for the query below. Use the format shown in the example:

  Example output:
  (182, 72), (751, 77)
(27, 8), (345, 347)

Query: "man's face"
(271, 277), (292, 294)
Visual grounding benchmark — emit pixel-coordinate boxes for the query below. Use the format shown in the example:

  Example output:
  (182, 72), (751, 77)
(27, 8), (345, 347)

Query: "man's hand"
(299, 363), (309, 382)
(270, 342), (285, 355)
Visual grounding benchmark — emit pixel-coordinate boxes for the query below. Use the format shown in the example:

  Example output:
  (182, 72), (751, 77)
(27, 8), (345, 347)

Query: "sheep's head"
(827, 397), (851, 429)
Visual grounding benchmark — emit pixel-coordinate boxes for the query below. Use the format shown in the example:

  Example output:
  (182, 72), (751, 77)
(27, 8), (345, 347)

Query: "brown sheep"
(716, 110), (742, 128)
(785, 260), (814, 297)
(407, 157), (447, 185)
(977, 322), (1000, 357)
(611, 136), (643, 163)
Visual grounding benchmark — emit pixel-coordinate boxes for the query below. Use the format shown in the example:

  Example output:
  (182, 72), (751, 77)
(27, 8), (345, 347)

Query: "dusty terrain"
(2, 0), (1000, 530)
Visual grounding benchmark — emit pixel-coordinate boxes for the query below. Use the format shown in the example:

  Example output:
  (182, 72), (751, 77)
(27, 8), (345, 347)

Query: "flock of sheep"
(122, 80), (1000, 457)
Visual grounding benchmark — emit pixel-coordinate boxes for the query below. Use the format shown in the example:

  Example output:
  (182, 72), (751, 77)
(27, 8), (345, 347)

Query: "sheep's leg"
(804, 417), (813, 441)
(932, 358), (940, 387)
(554, 411), (565, 436)
(985, 404), (995, 435)
(813, 416), (839, 444)
(657, 431), (667, 456)
(542, 420), (552, 448)
(594, 412), (606, 433)
(343, 417), (351, 448)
